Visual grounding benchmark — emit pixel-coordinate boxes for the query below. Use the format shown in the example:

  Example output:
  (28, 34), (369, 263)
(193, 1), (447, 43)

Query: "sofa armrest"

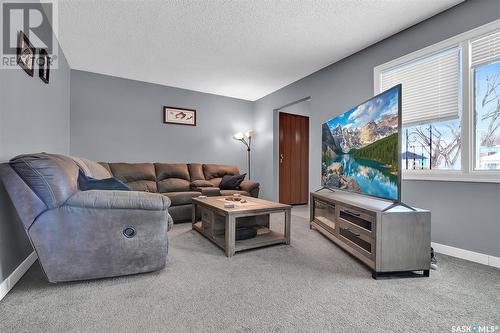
(66, 190), (170, 211)
(198, 187), (221, 197)
(33, 202), (169, 282)
(239, 180), (260, 197)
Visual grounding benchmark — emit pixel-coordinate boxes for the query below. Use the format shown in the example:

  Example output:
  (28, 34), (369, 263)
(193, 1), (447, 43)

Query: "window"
(402, 118), (461, 170)
(380, 47), (462, 170)
(374, 20), (500, 182)
(471, 30), (500, 171)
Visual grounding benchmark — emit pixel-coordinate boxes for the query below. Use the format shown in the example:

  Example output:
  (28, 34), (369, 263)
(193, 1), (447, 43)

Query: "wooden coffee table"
(192, 196), (291, 257)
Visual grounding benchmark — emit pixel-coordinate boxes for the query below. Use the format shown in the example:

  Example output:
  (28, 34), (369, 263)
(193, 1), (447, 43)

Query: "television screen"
(321, 85), (401, 201)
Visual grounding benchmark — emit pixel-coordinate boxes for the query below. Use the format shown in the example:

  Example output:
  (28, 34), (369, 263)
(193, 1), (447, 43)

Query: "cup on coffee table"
(232, 193), (241, 201)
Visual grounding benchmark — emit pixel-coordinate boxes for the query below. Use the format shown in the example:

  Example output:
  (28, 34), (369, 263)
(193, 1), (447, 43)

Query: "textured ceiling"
(56, 0), (462, 101)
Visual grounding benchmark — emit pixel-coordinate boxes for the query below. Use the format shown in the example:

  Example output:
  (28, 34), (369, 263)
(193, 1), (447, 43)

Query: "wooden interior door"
(279, 112), (309, 205)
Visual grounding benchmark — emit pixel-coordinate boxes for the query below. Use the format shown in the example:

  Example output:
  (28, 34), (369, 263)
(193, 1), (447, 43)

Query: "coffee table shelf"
(233, 230), (285, 252)
(192, 196), (291, 257)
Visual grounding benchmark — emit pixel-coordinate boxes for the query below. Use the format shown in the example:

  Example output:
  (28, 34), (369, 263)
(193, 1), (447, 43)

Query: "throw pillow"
(219, 173), (246, 190)
(78, 170), (131, 191)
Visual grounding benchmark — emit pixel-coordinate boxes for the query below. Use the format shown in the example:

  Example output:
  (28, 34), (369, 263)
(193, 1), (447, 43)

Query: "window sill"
(402, 170), (500, 184)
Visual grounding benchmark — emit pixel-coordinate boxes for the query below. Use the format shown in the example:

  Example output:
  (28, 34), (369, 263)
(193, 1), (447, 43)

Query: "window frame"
(374, 19), (500, 183)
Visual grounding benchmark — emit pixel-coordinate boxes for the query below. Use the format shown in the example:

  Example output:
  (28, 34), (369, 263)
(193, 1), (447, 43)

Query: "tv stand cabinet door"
(376, 211), (431, 272)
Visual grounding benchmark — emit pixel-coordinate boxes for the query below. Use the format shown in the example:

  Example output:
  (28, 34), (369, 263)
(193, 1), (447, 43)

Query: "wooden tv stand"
(310, 191), (431, 279)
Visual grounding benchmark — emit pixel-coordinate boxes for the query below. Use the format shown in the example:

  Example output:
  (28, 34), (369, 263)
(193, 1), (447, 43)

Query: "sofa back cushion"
(71, 156), (112, 180)
(108, 163), (157, 192)
(203, 164), (240, 187)
(188, 163), (205, 181)
(98, 162), (112, 175)
(9, 153), (79, 209)
(155, 163), (190, 193)
(203, 164), (240, 180)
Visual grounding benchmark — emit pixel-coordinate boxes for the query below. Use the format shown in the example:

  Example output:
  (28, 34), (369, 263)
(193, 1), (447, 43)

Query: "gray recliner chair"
(0, 153), (172, 283)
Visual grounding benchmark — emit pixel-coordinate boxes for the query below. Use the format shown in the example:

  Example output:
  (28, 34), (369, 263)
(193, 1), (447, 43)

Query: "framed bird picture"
(163, 106), (196, 126)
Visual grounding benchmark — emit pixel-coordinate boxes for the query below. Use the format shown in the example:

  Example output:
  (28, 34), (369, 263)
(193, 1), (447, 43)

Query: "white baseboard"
(0, 252), (37, 302)
(432, 242), (500, 269)
(488, 255), (500, 269)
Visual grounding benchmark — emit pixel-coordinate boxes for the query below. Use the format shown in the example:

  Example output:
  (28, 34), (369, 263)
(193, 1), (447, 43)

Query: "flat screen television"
(321, 84), (401, 201)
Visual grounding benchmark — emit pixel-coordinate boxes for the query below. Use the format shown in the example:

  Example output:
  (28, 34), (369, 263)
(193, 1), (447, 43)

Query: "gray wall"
(70, 71), (254, 172)
(0, 3), (71, 282)
(253, 0), (500, 257)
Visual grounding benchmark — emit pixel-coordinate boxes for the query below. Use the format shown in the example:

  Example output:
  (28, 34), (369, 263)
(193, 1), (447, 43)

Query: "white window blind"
(380, 47), (460, 126)
(470, 29), (500, 67)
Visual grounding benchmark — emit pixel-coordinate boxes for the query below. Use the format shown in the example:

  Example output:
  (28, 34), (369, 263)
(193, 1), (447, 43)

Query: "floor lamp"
(233, 129), (253, 179)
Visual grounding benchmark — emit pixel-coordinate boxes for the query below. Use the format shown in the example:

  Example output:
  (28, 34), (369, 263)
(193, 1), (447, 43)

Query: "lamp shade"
(245, 129), (254, 138)
(233, 132), (244, 140)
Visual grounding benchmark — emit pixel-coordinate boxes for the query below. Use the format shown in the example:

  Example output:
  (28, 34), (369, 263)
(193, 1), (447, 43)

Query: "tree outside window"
(474, 61), (500, 170)
(402, 118), (461, 170)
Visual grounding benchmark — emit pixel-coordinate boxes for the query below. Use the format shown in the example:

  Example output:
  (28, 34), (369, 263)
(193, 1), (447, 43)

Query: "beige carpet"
(0, 207), (499, 332)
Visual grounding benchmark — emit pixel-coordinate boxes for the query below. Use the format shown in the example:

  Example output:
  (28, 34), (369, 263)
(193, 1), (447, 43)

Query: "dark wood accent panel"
(279, 112), (309, 205)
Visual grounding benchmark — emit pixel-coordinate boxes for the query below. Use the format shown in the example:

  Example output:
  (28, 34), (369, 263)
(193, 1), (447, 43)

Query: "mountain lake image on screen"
(321, 85), (401, 201)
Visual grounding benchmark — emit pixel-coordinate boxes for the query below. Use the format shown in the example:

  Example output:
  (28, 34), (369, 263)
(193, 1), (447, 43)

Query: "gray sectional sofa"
(0, 153), (259, 282)
(99, 161), (260, 222)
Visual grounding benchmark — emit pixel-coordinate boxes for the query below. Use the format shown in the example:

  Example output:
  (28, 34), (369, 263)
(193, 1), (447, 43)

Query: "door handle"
(280, 154), (284, 163)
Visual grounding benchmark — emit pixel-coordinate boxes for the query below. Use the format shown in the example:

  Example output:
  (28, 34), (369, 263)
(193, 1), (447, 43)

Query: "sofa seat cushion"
(158, 178), (191, 192)
(162, 191), (201, 206)
(125, 180), (157, 192)
(208, 178), (222, 187)
(220, 190), (250, 197)
(190, 179), (213, 188)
